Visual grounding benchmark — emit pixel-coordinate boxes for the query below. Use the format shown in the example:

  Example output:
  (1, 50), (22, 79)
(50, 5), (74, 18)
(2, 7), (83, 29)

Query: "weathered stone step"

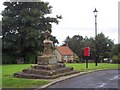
(14, 70), (80, 79)
(31, 64), (65, 70)
(51, 70), (80, 79)
(22, 67), (73, 76)
(14, 72), (52, 79)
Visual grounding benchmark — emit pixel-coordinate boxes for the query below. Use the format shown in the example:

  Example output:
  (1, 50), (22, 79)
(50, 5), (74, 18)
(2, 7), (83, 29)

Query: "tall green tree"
(118, 44), (120, 54)
(111, 44), (120, 63)
(97, 33), (114, 61)
(63, 33), (114, 62)
(2, 1), (61, 64)
(0, 20), (1, 33)
(63, 35), (84, 59)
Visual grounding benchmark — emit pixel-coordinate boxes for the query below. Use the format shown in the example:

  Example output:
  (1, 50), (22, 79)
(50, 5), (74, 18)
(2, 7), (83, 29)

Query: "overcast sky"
(0, 0), (119, 45)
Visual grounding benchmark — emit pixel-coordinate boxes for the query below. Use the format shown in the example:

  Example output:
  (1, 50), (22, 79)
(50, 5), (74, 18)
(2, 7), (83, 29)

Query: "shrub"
(112, 54), (120, 64)
(24, 53), (36, 64)
(2, 54), (16, 64)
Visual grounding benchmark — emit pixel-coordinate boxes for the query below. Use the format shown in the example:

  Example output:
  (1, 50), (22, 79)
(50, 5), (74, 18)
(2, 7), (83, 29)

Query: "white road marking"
(97, 74), (120, 88)
(110, 75), (120, 80)
(98, 83), (107, 88)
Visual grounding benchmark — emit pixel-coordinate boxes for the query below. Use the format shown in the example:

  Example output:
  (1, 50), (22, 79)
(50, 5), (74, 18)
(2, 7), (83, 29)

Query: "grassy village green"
(66, 63), (120, 71)
(2, 64), (49, 88)
(2, 63), (120, 88)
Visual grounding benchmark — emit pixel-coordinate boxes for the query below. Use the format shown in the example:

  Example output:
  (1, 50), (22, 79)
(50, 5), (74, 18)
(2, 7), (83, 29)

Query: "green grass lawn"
(2, 64), (49, 88)
(1, 63), (120, 88)
(66, 63), (120, 72)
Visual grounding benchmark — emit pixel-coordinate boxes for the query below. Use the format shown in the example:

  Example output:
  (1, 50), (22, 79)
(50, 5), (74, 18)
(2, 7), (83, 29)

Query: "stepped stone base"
(37, 55), (57, 65)
(14, 63), (79, 79)
(14, 32), (80, 79)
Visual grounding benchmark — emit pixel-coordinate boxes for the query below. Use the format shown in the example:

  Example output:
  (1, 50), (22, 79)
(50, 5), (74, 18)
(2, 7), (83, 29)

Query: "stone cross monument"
(14, 30), (79, 79)
(37, 30), (57, 65)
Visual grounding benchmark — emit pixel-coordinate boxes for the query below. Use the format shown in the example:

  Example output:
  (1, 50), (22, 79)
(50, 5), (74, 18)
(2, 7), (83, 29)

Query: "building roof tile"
(56, 46), (74, 56)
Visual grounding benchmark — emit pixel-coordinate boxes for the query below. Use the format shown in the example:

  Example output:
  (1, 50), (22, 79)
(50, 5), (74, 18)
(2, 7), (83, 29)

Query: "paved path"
(48, 70), (120, 88)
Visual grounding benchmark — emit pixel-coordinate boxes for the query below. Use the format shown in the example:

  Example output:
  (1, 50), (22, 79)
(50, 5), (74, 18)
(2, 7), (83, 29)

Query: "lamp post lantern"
(93, 8), (98, 66)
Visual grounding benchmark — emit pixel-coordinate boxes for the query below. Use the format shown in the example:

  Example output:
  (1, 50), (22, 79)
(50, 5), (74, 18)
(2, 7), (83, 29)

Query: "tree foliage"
(111, 44), (120, 63)
(63, 33), (114, 62)
(2, 1), (61, 64)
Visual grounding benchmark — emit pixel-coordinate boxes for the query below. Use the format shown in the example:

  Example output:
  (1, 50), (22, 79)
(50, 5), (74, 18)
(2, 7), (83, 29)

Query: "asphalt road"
(48, 70), (120, 88)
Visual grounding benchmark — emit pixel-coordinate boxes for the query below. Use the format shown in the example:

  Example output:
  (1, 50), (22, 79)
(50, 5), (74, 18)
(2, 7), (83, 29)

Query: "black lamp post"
(93, 8), (98, 66)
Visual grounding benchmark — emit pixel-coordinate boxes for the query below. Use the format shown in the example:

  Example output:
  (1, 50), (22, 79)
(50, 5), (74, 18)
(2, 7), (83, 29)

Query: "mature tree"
(111, 44), (120, 63)
(2, 1), (61, 64)
(0, 21), (1, 36)
(96, 33), (114, 62)
(63, 35), (84, 59)
(62, 36), (70, 46)
(112, 44), (120, 55)
(118, 44), (120, 54)
(63, 33), (114, 62)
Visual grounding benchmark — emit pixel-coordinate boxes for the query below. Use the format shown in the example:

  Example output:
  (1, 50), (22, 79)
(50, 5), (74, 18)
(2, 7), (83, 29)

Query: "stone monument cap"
(43, 40), (53, 44)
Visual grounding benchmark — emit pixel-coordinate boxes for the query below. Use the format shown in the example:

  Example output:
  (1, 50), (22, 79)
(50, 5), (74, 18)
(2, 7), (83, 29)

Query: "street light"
(93, 8), (98, 66)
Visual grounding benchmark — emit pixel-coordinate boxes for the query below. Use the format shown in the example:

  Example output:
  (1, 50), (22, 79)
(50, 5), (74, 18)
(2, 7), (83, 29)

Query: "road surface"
(48, 70), (120, 88)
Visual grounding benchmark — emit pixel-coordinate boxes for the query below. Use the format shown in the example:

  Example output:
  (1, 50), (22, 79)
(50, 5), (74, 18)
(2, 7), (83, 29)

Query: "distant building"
(55, 46), (74, 62)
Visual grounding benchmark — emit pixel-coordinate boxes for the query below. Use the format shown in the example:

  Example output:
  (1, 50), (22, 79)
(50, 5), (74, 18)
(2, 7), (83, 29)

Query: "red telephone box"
(84, 47), (90, 57)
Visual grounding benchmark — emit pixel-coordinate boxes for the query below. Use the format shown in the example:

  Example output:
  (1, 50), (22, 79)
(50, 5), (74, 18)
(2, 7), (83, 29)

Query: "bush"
(2, 52), (37, 64)
(74, 60), (80, 63)
(88, 60), (94, 63)
(2, 54), (16, 64)
(112, 54), (120, 64)
(24, 53), (36, 64)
